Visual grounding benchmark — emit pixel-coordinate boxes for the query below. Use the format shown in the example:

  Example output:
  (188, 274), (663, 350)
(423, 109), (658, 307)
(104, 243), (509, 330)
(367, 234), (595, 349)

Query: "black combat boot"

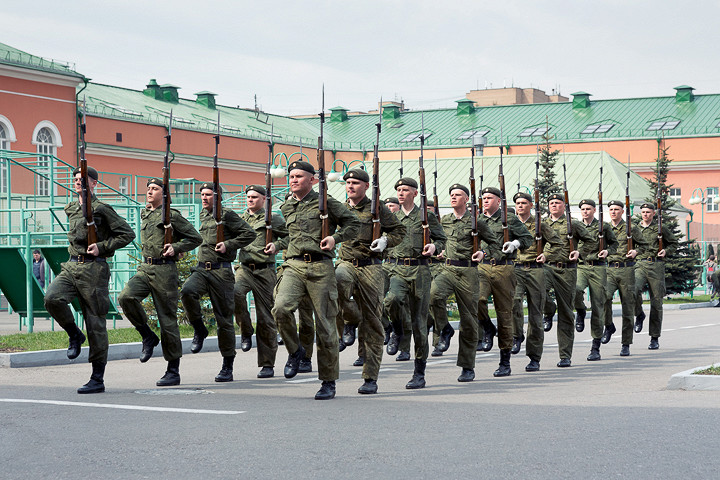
(405, 359), (426, 389)
(587, 338), (601, 361)
(65, 324), (86, 360)
(481, 319), (497, 352)
(215, 355), (235, 382)
(438, 324), (455, 352)
(315, 380), (336, 400)
(601, 323), (616, 344)
(493, 349), (512, 377)
(190, 322), (209, 354)
(575, 310), (586, 332)
(342, 324), (357, 346)
(137, 324), (160, 363)
(511, 334), (525, 354)
(383, 324), (392, 345)
(156, 358), (181, 386)
(78, 361), (105, 394)
(284, 346), (306, 378)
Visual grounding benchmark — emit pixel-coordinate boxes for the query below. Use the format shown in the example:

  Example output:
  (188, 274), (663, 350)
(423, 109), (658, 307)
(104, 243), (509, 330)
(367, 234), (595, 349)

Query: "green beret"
(607, 200), (624, 208)
(548, 193), (563, 202)
(343, 168), (369, 183)
(147, 177), (163, 188)
(481, 186), (502, 198)
(72, 166), (98, 181)
(199, 182), (219, 192)
(246, 185), (266, 196)
(288, 161), (315, 175)
(579, 199), (596, 208)
(640, 202), (656, 210)
(395, 177), (418, 190)
(448, 183), (469, 196)
(513, 192), (532, 203)
(384, 197), (399, 205)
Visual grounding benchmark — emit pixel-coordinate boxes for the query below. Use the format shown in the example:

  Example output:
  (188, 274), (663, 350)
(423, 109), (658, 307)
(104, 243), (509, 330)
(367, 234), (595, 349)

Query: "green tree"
(537, 123), (561, 214)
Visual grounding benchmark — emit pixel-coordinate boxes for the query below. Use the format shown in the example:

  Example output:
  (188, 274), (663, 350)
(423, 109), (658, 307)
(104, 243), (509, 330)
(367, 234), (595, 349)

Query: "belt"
(548, 261), (577, 269)
(515, 261), (544, 269)
(387, 257), (430, 266)
(145, 257), (175, 265)
(197, 261), (232, 270)
(430, 257), (444, 264)
(583, 260), (607, 266)
(288, 253), (331, 263)
(348, 258), (383, 267)
(445, 259), (479, 268)
(242, 262), (274, 271)
(70, 255), (106, 263)
(480, 259), (514, 266)
(640, 257), (663, 262)
(608, 261), (635, 268)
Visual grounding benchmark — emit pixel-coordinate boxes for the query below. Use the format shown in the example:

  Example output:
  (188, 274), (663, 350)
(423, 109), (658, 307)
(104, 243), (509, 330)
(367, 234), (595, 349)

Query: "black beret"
(427, 200), (434, 207)
(199, 182), (219, 192)
(384, 197), (399, 205)
(579, 199), (596, 208)
(288, 161), (315, 175)
(72, 166), (98, 181)
(343, 168), (369, 183)
(607, 200), (624, 208)
(513, 192), (532, 203)
(246, 185), (266, 196)
(548, 193), (563, 202)
(481, 186), (502, 198)
(147, 177), (163, 188)
(640, 202), (656, 210)
(395, 177), (418, 190)
(449, 183), (469, 196)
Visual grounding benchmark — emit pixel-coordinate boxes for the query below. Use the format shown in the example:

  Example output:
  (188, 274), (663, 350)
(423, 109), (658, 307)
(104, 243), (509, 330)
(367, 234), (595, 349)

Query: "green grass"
(663, 294), (713, 304)
(693, 365), (720, 375)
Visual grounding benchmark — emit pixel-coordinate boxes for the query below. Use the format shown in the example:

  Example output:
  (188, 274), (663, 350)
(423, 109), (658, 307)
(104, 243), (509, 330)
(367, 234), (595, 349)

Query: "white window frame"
(707, 187), (719, 212)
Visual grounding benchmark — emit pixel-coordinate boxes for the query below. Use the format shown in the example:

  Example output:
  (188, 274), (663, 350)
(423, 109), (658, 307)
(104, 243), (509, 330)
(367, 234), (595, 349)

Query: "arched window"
(36, 127), (56, 196)
(0, 124), (7, 194)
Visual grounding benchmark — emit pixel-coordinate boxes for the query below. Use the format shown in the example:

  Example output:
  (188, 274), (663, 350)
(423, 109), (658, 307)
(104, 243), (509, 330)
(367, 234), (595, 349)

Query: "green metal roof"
(0, 42), (84, 78)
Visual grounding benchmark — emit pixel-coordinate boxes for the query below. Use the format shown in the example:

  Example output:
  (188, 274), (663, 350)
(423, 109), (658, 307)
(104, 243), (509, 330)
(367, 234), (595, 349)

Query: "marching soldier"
(45, 166), (135, 394)
(476, 187), (532, 377)
(543, 194), (593, 367)
(429, 184), (498, 381)
(633, 203), (678, 349)
(604, 200), (646, 356)
(335, 168), (405, 394)
(118, 178), (202, 386)
(267, 161), (359, 400)
(233, 185), (288, 378)
(180, 182), (255, 382)
(384, 177), (446, 389)
(511, 192), (563, 371)
(574, 199), (618, 361)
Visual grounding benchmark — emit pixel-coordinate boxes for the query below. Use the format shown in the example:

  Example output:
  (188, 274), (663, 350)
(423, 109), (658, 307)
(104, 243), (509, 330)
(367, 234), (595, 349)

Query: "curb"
(667, 364), (720, 391)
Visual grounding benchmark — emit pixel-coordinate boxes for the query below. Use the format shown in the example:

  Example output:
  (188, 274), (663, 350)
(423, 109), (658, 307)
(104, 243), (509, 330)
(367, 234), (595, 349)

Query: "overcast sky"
(6, 1), (720, 116)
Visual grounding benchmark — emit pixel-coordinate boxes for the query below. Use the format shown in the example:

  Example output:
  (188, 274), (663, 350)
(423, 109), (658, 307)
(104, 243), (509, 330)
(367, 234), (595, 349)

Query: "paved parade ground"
(2, 306), (719, 479)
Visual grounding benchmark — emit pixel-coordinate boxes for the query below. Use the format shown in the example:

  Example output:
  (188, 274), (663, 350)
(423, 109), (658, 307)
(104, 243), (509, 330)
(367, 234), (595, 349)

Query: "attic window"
(518, 126), (548, 137)
(390, 123), (405, 129)
(647, 120), (680, 131)
(458, 129), (489, 140)
(581, 123), (614, 135)
(715, 120), (720, 128)
(401, 132), (433, 142)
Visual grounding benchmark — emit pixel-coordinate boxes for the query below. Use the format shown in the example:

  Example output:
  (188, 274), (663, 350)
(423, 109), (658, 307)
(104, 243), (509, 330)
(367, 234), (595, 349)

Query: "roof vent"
(143, 79), (162, 100)
(674, 85), (695, 103)
(159, 84), (180, 103)
(456, 99), (476, 116)
(329, 106), (349, 122)
(382, 104), (401, 120)
(572, 92), (591, 109)
(195, 91), (217, 109)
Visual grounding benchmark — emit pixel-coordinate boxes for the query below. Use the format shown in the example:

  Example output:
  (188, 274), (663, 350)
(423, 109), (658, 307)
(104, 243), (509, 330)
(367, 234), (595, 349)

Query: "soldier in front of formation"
(118, 177), (202, 386)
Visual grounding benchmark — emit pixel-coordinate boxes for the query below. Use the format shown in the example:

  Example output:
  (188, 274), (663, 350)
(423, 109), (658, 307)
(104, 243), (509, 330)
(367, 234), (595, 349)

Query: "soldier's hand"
(502, 240), (520, 254)
(598, 249), (608, 259)
(370, 236), (387, 253)
(536, 253), (546, 263)
(264, 242), (277, 255)
(627, 249), (638, 259)
(437, 249), (446, 259)
(569, 250), (580, 261)
(471, 250), (485, 262)
(658, 248), (666, 258)
(215, 242), (227, 254)
(422, 243), (436, 256)
(162, 244), (175, 257)
(320, 236), (335, 251)
(87, 243), (99, 256)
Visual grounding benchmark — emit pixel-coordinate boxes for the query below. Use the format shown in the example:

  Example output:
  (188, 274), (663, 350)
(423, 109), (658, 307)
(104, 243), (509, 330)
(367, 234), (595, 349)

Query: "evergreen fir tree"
(537, 123), (561, 214)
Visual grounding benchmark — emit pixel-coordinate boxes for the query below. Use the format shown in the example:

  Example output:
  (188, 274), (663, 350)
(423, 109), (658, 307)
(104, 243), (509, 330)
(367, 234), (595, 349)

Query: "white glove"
(502, 239), (521, 254)
(370, 236), (388, 253)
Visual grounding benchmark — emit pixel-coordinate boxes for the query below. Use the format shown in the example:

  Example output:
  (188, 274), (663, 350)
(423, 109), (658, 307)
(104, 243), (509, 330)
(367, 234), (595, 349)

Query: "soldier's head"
(72, 166), (99, 195)
(608, 200), (624, 222)
(449, 184), (469, 210)
(146, 177), (164, 209)
(384, 197), (400, 213)
(246, 185), (266, 213)
(579, 199), (596, 222)
(513, 192), (533, 216)
(640, 203), (656, 223)
(395, 178), (418, 209)
(199, 182), (220, 211)
(344, 169), (370, 204)
(481, 187), (502, 216)
(548, 193), (565, 217)
(288, 161), (316, 198)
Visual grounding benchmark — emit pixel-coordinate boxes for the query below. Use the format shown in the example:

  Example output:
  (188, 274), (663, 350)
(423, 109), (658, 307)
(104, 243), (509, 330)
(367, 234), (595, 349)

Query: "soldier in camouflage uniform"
(511, 192), (563, 371)
(180, 182), (255, 382)
(45, 167), (135, 394)
(335, 169), (405, 394)
(119, 177), (202, 386)
(604, 200), (646, 356)
(268, 161), (359, 400)
(633, 202), (678, 349)
(233, 185), (288, 378)
(384, 177), (446, 389)
(573, 199), (618, 362)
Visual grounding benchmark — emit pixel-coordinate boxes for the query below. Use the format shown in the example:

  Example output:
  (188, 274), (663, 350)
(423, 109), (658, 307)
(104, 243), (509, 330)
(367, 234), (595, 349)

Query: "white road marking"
(286, 377), (320, 384)
(0, 398), (244, 415)
(426, 359), (454, 366)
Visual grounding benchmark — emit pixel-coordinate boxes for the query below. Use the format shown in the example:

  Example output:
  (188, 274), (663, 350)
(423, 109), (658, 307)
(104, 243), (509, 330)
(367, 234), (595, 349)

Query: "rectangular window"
(669, 188), (681, 203)
(581, 123), (614, 135)
(708, 187), (719, 212)
(457, 129), (489, 140)
(518, 126), (548, 137)
(36, 153), (49, 196)
(0, 158), (6, 194)
(400, 132), (433, 143)
(118, 176), (128, 195)
(647, 120), (680, 131)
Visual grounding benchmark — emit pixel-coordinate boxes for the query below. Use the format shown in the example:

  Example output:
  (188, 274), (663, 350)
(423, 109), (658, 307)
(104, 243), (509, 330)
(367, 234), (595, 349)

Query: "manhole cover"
(134, 388), (212, 396)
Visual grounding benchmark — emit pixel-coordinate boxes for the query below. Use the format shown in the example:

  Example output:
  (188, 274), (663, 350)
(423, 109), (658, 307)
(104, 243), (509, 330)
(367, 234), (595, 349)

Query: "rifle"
(212, 112), (224, 244)
(265, 123), (274, 245)
(534, 145), (542, 255)
(432, 153), (440, 219)
(598, 153), (604, 252)
(418, 113), (431, 246)
(79, 99), (97, 246)
(162, 110), (173, 246)
(470, 147), (479, 254)
(399, 147), (404, 179)
(371, 101), (382, 241)
(625, 154), (633, 251)
(317, 86), (329, 239)
(562, 147), (575, 252)
(498, 127), (509, 243)
(656, 142), (663, 252)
